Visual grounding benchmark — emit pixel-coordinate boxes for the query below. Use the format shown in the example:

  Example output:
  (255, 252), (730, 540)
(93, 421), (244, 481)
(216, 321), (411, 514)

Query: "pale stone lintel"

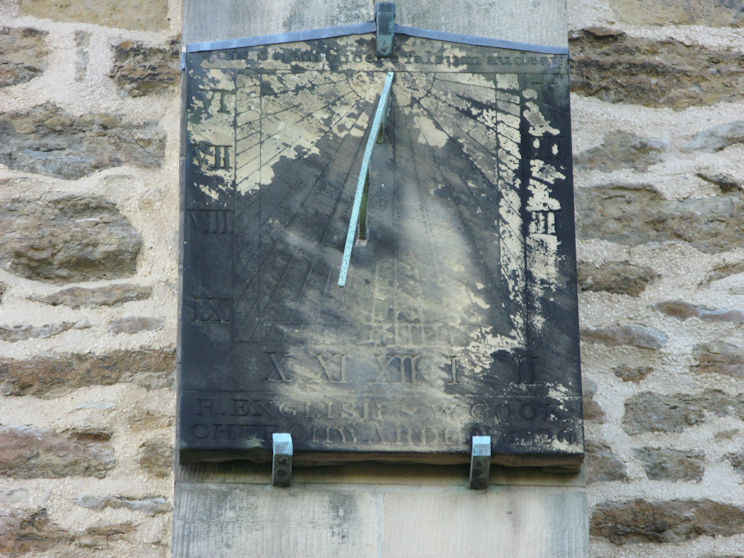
(184, 0), (568, 49)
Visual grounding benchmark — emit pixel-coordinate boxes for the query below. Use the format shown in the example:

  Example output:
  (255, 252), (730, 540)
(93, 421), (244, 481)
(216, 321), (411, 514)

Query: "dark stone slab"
(179, 33), (582, 469)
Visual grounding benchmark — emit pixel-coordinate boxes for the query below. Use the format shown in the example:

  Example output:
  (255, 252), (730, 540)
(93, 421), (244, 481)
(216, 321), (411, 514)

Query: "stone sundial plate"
(179, 30), (583, 469)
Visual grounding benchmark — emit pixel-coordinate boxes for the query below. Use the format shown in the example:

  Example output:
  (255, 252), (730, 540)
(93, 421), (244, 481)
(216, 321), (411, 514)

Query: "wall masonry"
(571, 0), (744, 555)
(0, 0), (742, 556)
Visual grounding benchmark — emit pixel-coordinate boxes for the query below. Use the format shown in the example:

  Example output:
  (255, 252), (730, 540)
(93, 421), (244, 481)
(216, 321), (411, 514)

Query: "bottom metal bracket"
(468, 435), (491, 489)
(272, 433), (293, 487)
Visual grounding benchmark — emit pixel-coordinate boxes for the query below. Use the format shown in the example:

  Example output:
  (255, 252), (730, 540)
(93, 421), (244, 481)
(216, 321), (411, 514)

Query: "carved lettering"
(266, 353), (291, 382)
(529, 210), (556, 235)
(189, 297), (231, 322)
(447, 355), (460, 384)
(192, 142), (232, 171)
(374, 353), (423, 383)
(314, 353), (348, 383)
(188, 210), (233, 234)
(197, 88), (234, 113)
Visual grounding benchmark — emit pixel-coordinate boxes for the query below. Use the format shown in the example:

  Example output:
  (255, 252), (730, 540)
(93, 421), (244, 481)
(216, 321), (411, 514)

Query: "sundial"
(179, 17), (583, 470)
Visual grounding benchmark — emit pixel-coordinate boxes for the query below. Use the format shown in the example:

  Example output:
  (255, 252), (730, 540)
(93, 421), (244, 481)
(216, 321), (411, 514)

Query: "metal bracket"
(375, 2), (396, 57)
(469, 435), (491, 489)
(271, 433), (293, 487)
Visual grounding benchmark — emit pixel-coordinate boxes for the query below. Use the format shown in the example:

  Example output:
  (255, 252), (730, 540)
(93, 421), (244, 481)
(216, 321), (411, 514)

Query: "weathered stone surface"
(610, 0), (744, 27)
(591, 499), (744, 544)
(624, 390), (744, 434)
(569, 28), (744, 109)
(31, 284), (152, 308)
(697, 168), (743, 192)
(0, 508), (71, 555)
(612, 364), (653, 383)
(109, 316), (164, 335)
(578, 260), (658, 296)
(574, 131), (667, 172)
(693, 342), (744, 379)
(655, 300), (744, 322)
(583, 378), (606, 423)
(110, 38), (180, 97)
(0, 102), (164, 179)
(0, 26), (48, 88)
(576, 183), (744, 254)
(726, 452), (744, 478)
(581, 324), (667, 349)
(77, 495), (170, 515)
(0, 426), (115, 479)
(0, 321), (77, 342)
(0, 347), (176, 397)
(138, 440), (172, 478)
(586, 440), (628, 484)
(128, 410), (172, 432)
(0, 282), (5, 303)
(0, 194), (142, 283)
(20, 0), (168, 31)
(634, 447), (705, 482)
(684, 121), (744, 152)
(701, 260), (744, 286)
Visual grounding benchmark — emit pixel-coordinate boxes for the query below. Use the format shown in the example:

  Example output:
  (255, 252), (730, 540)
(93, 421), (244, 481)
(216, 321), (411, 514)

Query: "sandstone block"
(0, 27), (48, 88)
(693, 341), (744, 379)
(684, 120), (744, 152)
(697, 169), (743, 192)
(0, 194), (141, 283)
(591, 499), (744, 544)
(77, 495), (170, 515)
(612, 364), (653, 383)
(0, 102), (165, 179)
(0, 321), (78, 342)
(31, 284), (152, 308)
(634, 447), (705, 482)
(138, 439), (172, 478)
(578, 260), (658, 296)
(110, 38), (180, 97)
(0, 508), (71, 555)
(574, 131), (667, 172)
(0, 348), (176, 397)
(581, 324), (667, 349)
(655, 300), (744, 322)
(570, 28), (744, 109)
(0, 426), (115, 479)
(576, 183), (744, 254)
(585, 440), (628, 484)
(109, 316), (164, 335)
(20, 0), (169, 31)
(624, 390), (744, 434)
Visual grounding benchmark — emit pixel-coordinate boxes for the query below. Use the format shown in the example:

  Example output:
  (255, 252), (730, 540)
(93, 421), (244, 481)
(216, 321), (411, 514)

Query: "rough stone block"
(578, 260), (658, 297)
(30, 284), (152, 308)
(0, 348), (176, 397)
(634, 447), (705, 482)
(0, 426), (115, 479)
(110, 38), (180, 97)
(591, 499), (744, 544)
(0, 26), (48, 88)
(0, 103), (165, 179)
(576, 183), (744, 254)
(570, 28), (744, 109)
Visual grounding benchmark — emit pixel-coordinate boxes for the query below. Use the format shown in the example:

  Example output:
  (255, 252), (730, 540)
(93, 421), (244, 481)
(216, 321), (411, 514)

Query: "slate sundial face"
(179, 30), (583, 468)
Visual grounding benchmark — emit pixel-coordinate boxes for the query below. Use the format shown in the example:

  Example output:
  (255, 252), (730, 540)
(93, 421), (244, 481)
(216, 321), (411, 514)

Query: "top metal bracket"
(375, 2), (396, 57)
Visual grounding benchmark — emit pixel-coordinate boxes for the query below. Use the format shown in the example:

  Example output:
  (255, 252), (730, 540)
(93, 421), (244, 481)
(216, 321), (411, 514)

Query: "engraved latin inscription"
(191, 142), (232, 171)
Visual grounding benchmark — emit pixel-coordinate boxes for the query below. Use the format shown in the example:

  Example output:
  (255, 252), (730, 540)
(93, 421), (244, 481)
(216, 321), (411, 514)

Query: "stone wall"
(570, 0), (744, 556)
(1, 0), (743, 556)
(0, 0), (180, 555)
